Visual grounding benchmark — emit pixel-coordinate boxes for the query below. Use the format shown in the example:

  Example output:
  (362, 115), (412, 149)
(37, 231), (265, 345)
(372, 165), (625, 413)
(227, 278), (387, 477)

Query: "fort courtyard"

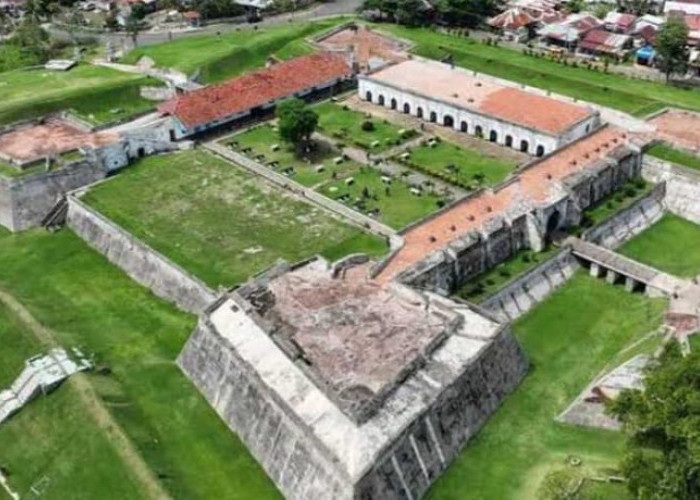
(0, 16), (700, 500)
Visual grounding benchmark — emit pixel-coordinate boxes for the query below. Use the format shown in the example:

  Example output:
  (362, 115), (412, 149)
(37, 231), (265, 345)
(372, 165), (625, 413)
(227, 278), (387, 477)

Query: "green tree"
(435, 0), (498, 27)
(395, 0), (428, 26)
(656, 16), (690, 83)
(126, 15), (141, 48)
(276, 98), (319, 148)
(606, 342), (700, 499)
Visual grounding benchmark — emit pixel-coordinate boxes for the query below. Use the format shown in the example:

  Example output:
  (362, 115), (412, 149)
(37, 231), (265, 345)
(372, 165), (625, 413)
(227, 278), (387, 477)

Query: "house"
(683, 14), (700, 45)
(183, 10), (201, 27)
(488, 6), (564, 41)
(664, 0), (700, 15)
(538, 13), (601, 49)
(159, 52), (353, 139)
(578, 28), (633, 58)
(636, 44), (656, 65)
(603, 12), (637, 33)
(637, 24), (658, 46)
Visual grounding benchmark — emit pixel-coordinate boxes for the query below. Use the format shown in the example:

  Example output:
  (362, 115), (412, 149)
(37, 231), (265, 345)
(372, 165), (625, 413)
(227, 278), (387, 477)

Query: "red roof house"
(159, 52), (352, 138)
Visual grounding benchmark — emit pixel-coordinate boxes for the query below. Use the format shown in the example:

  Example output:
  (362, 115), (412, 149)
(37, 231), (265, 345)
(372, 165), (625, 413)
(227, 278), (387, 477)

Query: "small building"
(637, 24), (658, 46)
(664, 0), (700, 16)
(578, 28), (633, 59)
(636, 45), (656, 65)
(538, 13), (601, 49)
(603, 11), (637, 33)
(182, 10), (201, 27)
(683, 14), (700, 45)
(487, 6), (564, 41)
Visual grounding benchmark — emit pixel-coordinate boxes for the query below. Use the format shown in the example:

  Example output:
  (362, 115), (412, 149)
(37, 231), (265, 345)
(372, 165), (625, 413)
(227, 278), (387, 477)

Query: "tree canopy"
(276, 98), (319, 147)
(362, 0), (498, 27)
(607, 342), (700, 499)
(656, 17), (690, 83)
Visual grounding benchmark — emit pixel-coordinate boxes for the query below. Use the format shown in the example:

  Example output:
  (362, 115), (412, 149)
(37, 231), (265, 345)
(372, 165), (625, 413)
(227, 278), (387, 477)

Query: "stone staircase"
(41, 196), (68, 231)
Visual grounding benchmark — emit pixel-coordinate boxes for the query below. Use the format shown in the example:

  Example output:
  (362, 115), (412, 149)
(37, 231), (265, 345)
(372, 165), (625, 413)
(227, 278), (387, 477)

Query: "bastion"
(178, 257), (527, 499)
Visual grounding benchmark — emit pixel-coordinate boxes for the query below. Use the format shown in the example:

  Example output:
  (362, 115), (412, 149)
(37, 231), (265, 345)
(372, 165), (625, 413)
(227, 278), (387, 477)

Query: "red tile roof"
(159, 53), (352, 129)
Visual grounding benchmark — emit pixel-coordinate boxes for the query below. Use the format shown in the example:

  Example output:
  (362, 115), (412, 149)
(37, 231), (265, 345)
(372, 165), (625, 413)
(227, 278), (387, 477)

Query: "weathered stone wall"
(642, 157), (700, 225)
(480, 249), (580, 322)
(0, 161), (106, 232)
(582, 182), (666, 249)
(66, 196), (216, 314)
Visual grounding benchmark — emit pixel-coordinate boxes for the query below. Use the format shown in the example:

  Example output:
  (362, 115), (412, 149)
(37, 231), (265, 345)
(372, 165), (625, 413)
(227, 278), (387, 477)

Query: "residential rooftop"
(364, 58), (594, 135)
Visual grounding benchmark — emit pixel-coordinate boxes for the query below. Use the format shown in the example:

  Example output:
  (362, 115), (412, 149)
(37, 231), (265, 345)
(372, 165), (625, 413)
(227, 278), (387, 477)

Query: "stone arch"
(520, 139), (529, 153)
(443, 115), (454, 127)
(536, 145), (545, 157)
(365, 91), (373, 102)
(378, 94), (385, 106)
(417, 107), (424, 119)
(429, 111), (437, 123)
(475, 125), (483, 138)
(403, 102), (411, 114)
(546, 209), (561, 236)
(505, 135), (513, 147)
(489, 130), (498, 143)
(390, 98), (397, 110)
(460, 121), (468, 132)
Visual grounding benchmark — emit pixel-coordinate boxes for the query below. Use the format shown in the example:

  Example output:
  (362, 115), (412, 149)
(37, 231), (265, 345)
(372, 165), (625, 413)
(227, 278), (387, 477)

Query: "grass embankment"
(121, 19), (346, 83)
(381, 25), (700, 116)
(431, 272), (666, 499)
(618, 213), (700, 277)
(0, 229), (280, 499)
(81, 150), (388, 288)
(0, 64), (158, 125)
(646, 143), (700, 172)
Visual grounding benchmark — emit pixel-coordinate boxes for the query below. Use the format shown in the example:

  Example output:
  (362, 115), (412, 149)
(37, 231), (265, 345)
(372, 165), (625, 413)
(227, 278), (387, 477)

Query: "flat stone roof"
(316, 25), (408, 69)
(237, 259), (494, 422)
(364, 59), (594, 136)
(648, 109), (700, 151)
(0, 118), (117, 163)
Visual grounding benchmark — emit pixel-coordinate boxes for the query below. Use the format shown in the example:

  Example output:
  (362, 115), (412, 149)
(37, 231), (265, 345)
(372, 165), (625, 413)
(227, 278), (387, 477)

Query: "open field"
(455, 246), (559, 303)
(398, 138), (518, 189)
(381, 25), (700, 116)
(121, 19), (346, 83)
(81, 150), (388, 288)
(0, 64), (159, 126)
(646, 143), (700, 172)
(618, 213), (700, 277)
(431, 272), (666, 499)
(0, 228), (280, 499)
(318, 165), (444, 229)
(314, 100), (416, 152)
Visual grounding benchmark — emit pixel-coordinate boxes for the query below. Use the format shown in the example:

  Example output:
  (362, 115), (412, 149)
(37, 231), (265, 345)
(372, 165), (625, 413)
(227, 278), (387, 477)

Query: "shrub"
(361, 120), (375, 132)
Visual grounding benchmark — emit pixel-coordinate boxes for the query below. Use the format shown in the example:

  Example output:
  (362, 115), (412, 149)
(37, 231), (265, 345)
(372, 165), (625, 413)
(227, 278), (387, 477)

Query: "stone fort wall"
(642, 157), (700, 225)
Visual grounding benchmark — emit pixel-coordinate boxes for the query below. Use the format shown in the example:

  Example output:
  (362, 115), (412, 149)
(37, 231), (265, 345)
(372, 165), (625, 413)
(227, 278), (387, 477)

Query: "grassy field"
(431, 272), (666, 499)
(314, 101), (416, 152)
(81, 150), (387, 288)
(381, 25), (700, 116)
(226, 123), (361, 188)
(0, 228), (279, 499)
(646, 143), (700, 171)
(398, 139), (518, 189)
(455, 246), (559, 303)
(318, 165), (444, 229)
(0, 64), (158, 125)
(618, 213), (700, 277)
(121, 19), (345, 83)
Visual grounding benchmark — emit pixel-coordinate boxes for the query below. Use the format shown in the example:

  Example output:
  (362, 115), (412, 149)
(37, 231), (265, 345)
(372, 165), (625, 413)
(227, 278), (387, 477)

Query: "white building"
(664, 0), (700, 15)
(358, 59), (599, 156)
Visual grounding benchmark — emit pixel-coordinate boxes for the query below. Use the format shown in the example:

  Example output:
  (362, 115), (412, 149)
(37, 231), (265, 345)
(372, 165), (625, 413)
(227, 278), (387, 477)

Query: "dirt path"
(0, 289), (171, 500)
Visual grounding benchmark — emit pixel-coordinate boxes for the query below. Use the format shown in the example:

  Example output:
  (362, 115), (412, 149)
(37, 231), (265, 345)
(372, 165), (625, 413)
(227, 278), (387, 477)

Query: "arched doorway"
(365, 91), (373, 102)
(545, 210), (561, 238)
(390, 98), (397, 110)
(443, 115), (454, 127)
(429, 111), (437, 123)
(403, 102), (411, 114)
(475, 125), (483, 138)
(417, 107), (424, 118)
(505, 135), (513, 147)
(489, 130), (498, 143)
(520, 140), (529, 153)
(536, 145), (545, 157)
(378, 95), (385, 106)
(460, 121), (468, 132)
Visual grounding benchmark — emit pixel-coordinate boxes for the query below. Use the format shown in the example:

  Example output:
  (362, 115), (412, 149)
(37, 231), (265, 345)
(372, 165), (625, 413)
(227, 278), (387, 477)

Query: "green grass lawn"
(318, 165), (444, 229)
(314, 101), (417, 152)
(430, 272), (666, 499)
(455, 246), (560, 303)
(226, 123), (361, 188)
(646, 143), (700, 172)
(121, 19), (345, 83)
(81, 150), (387, 288)
(398, 139), (518, 189)
(0, 64), (158, 125)
(381, 25), (700, 116)
(0, 228), (280, 499)
(618, 213), (700, 277)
